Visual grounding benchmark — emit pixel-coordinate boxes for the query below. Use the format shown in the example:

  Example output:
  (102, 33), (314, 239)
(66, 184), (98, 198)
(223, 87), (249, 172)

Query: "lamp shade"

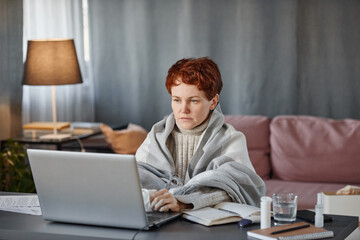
(23, 39), (83, 85)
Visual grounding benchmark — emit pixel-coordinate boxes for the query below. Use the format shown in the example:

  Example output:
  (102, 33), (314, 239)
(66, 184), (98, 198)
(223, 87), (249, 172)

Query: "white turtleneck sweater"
(165, 117), (231, 209)
(167, 119), (207, 182)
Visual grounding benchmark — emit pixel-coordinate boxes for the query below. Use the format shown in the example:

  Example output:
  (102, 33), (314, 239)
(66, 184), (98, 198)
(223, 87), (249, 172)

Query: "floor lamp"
(23, 39), (83, 140)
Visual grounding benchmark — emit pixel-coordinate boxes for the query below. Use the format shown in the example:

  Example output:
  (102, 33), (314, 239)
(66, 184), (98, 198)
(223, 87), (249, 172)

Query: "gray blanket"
(135, 106), (265, 206)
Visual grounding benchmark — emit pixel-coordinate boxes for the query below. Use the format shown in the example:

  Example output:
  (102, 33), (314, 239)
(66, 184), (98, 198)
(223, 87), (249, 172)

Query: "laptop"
(27, 149), (181, 230)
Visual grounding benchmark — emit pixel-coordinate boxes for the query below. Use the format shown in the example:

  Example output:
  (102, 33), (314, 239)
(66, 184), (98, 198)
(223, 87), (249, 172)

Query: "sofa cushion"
(270, 116), (360, 183)
(224, 115), (271, 179)
(264, 179), (354, 210)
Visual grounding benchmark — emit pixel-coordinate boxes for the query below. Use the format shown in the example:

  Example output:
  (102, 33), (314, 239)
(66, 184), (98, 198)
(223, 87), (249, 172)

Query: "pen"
(270, 224), (310, 235)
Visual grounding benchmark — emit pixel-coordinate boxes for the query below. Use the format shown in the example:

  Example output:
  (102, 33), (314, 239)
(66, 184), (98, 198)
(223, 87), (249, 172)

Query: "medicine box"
(322, 192), (360, 218)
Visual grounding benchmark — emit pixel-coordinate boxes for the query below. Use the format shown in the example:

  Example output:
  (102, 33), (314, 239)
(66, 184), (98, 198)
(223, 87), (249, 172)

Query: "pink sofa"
(79, 115), (360, 209)
(224, 115), (360, 210)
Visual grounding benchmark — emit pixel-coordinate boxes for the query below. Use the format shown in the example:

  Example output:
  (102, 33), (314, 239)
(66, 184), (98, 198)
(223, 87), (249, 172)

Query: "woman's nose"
(180, 102), (190, 113)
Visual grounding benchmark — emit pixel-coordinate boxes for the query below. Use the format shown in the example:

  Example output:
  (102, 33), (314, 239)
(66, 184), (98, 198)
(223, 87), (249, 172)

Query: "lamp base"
(39, 133), (72, 141)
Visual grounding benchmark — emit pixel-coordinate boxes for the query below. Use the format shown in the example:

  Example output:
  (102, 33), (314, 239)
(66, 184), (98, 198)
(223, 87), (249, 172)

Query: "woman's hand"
(150, 189), (192, 212)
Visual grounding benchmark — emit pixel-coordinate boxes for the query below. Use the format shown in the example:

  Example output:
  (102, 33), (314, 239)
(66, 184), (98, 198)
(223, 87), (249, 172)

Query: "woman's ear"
(209, 94), (219, 110)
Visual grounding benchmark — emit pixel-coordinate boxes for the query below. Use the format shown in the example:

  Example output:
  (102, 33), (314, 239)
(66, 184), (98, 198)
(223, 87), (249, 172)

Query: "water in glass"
(273, 202), (297, 222)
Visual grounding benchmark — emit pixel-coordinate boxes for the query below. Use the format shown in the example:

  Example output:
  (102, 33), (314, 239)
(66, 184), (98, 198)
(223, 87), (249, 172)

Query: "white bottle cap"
(261, 196), (272, 203)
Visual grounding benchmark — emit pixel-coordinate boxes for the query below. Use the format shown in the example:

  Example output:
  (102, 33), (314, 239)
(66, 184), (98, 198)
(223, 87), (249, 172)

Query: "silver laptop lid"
(27, 149), (149, 229)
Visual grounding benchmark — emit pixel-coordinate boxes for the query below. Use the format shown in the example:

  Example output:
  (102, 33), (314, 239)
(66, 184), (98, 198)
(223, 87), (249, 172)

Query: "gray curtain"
(297, 0), (360, 117)
(88, 0), (360, 130)
(22, 0), (95, 125)
(0, 0), (23, 139)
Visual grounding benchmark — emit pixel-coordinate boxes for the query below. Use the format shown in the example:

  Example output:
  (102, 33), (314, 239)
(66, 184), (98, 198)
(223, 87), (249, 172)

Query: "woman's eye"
(191, 100), (198, 103)
(172, 99), (180, 102)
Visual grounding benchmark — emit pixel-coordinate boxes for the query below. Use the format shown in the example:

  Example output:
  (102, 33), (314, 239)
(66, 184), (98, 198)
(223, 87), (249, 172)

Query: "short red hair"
(165, 57), (223, 100)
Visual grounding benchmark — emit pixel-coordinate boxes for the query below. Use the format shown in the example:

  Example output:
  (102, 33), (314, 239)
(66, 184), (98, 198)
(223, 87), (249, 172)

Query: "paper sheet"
(0, 195), (42, 215)
(214, 202), (261, 217)
(185, 207), (238, 221)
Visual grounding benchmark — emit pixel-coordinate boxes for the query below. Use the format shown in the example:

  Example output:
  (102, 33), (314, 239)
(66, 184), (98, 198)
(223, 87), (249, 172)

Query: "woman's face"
(171, 80), (219, 130)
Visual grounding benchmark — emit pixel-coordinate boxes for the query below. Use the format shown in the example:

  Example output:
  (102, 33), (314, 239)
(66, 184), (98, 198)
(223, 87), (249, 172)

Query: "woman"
(136, 57), (265, 212)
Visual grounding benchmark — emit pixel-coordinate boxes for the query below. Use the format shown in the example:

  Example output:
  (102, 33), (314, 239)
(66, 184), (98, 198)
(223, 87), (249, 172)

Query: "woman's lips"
(180, 117), (192, 121)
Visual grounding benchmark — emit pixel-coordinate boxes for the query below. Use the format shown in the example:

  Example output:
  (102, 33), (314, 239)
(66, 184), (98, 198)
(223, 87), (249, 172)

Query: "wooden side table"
(0, 124), (126, 152)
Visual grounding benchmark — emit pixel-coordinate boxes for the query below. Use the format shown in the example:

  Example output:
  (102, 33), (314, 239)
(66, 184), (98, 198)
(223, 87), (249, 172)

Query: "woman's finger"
(150, 189), (168, 202)
(160, 201), (180, 212)
(151, 191), (171, 209)
(152, 194), (174, 210)
(151, 192), (168, 207)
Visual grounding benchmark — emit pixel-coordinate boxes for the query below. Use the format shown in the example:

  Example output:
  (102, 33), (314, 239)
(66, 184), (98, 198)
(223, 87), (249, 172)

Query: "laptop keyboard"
(146, 211), (180, 226)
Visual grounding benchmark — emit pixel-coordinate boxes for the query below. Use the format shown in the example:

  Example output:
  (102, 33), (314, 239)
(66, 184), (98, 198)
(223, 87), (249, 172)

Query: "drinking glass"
(272, 193), (298, 223)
